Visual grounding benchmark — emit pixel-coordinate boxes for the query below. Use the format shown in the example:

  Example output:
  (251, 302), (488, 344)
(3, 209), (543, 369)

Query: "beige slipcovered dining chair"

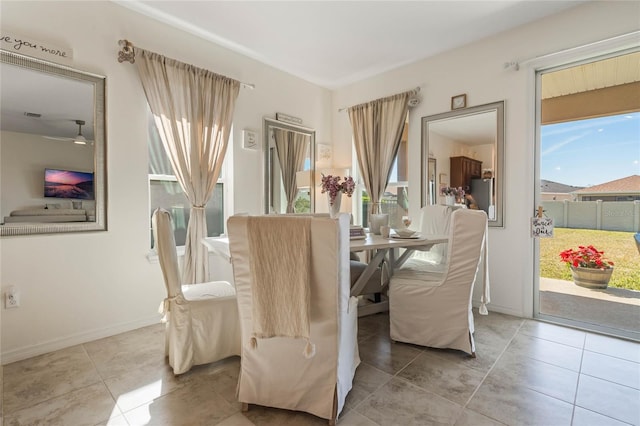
(410, 204), (455, 269)
(389, 209), (488, 356)
(227, 213), (360, 425)
(152, 208), (241, 375)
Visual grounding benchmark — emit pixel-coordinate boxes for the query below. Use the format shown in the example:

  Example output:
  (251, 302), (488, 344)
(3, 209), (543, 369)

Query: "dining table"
(349, 233), (448, 316)
(202, 231), (449, 317)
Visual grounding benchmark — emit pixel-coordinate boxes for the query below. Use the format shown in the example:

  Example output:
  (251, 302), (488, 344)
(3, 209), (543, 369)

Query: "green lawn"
(540, 228), (640, 291)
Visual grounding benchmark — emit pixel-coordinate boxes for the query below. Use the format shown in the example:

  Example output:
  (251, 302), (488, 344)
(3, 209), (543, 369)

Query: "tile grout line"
(80, 343), (128, 423)
(448, 316), (526, 426)
(3, 347), (107, 418)
(461, 319), (526, 410)
(571, 332), (586, 426)
(346, 317), (427, 425)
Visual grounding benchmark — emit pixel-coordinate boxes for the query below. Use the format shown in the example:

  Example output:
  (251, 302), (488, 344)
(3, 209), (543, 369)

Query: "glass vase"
(328, 191), (342, 219)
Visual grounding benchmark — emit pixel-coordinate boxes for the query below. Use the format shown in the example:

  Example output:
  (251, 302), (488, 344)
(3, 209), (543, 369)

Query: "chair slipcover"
(227, 213), (360, 424)
(412, 204), (454, 268)
(152, 208), (241, 375)
(389, 209), (488, 355)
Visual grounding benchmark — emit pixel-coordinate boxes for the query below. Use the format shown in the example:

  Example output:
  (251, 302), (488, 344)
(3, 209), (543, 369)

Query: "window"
(353, 117), (409, 228)
(148, 112), (227, 247)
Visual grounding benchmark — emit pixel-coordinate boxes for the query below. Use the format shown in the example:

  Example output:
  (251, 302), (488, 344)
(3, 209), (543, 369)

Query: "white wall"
(0, 0), (331, 363)
(332, 1), (640, 317)
(1, 131), (95, 218)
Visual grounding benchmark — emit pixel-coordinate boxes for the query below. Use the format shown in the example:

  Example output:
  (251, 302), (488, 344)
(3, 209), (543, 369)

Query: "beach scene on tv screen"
(44, 169), (94, 200)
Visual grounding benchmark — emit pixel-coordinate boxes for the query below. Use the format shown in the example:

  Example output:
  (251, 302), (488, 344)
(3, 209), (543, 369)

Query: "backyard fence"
(542, 200), (640, 232)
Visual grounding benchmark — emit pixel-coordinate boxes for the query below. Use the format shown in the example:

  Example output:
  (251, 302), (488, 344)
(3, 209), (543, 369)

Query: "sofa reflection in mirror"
(263, 117), (315, 214)
(0, 50), (106, 236)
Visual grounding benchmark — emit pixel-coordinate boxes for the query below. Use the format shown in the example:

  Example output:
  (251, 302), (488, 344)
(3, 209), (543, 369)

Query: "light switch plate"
(243, 130), (258, 149)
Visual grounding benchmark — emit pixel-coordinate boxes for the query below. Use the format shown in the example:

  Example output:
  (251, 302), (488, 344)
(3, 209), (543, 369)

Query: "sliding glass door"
(534, 49), (640, 341)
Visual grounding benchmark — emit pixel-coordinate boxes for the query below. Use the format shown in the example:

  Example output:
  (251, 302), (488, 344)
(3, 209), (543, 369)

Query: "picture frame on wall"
(451, 94), (467, 110)
(317, 143), (332, 164)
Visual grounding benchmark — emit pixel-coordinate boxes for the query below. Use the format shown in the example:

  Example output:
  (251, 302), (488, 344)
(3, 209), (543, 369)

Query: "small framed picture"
(451, 94), (467, 110)
(317, 143), (332, 164)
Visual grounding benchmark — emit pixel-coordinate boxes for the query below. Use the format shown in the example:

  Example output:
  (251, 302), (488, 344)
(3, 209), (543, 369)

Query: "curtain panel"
(348, 91), (411, 214)
(273, 128), (308, 213)
(135, 49), (240, 283)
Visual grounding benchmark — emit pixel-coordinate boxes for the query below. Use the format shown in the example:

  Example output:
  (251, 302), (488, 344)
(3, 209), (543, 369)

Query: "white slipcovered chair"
(389, 209), (488, 356)
(227, 213), (359, 425)
(410, 204), (455, 269)
(152, 208), (241, 375)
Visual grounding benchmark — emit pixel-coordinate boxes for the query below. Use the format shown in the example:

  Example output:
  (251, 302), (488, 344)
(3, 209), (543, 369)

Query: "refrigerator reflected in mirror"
(470, 178), (495, 220)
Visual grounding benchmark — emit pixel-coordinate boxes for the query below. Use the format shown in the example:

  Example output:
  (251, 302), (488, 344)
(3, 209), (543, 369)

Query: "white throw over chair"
(227, 213), (360, 425)
(152, 208), (241, 375)
(389, 209), (488, 356)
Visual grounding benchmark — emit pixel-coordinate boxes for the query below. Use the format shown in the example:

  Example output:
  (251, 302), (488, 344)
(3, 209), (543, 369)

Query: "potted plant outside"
(559, 245), (614, 289)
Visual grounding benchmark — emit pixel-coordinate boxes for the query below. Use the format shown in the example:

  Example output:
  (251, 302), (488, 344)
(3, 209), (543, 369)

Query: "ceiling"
(115, 0), (586, 89)
(0, 62), (96, 140)
(430, 110), (497, 146)
(6, 0), (634, 142)
(541, 51), (640, 99)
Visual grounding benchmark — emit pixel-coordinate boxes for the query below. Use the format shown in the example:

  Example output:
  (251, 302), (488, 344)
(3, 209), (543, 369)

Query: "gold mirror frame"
(421, 101), (504, 227)
(0, 50), (107, 236)
(263, 117), (315, 214)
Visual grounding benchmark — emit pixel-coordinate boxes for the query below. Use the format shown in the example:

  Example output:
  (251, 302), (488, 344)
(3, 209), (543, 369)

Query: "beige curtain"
(135, 49), (240, 284)
(274, 128), (308, 213)
(348, 92), (411, 213)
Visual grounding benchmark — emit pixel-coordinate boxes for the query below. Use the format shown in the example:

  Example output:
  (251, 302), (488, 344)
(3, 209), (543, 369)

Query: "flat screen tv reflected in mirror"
(44, 168), (95, 200)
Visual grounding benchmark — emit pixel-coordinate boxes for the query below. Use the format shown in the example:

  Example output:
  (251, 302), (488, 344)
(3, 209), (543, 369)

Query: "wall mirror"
(0, 50), (107, 236)
(421, 101), (504, 227)
(263, 117), (315, 214)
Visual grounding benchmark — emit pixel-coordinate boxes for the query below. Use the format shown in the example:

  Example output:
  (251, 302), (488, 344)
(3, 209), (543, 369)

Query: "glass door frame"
(532, 33), (640, 338)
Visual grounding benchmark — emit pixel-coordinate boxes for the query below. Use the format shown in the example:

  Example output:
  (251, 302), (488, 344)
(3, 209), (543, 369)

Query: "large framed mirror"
(0, 50), (107, 236)
(263, 118), (315, 214)
(421, 101), (504, 227)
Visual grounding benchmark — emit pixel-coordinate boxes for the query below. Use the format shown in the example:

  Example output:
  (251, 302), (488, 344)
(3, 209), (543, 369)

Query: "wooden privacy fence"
(542, 200), (640, 232)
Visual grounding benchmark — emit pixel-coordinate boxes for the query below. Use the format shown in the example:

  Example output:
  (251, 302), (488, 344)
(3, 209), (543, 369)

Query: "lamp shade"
(320, 168), (350, 179)
(296, 170), (311, 189)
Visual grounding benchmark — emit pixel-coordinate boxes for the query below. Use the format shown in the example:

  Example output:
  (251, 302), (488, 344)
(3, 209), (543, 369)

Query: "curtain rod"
(117, 39), (255, 89)
(503, 30), (640, 71)
(338, 86), (420, 112)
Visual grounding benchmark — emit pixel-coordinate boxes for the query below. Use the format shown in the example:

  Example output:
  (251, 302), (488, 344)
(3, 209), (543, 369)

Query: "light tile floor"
(3, 311), (639, 426)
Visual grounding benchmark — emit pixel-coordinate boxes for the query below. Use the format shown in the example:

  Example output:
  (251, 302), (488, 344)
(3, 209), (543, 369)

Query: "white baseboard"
(1, 315), (161, 365)
(472, 299), (524, 318)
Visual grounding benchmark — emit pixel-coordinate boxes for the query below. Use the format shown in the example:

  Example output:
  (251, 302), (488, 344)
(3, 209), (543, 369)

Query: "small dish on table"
(393, 228), (417, 238)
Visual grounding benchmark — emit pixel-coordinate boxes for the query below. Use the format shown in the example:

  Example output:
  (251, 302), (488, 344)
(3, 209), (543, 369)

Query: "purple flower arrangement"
(321, 174), (355, 206)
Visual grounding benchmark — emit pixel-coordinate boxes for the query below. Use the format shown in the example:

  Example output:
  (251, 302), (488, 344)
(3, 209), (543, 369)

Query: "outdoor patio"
(539, 277), (640, 341)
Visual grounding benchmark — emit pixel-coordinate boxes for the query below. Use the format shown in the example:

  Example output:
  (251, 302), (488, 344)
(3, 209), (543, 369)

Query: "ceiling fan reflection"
(42, 119), (92, 145)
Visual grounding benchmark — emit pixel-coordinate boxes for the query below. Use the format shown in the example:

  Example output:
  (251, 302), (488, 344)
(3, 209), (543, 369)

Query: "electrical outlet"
(5, 286), (19, 308)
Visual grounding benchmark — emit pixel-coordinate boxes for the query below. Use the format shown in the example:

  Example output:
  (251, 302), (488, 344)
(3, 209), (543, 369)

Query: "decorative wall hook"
(117, 39), (135, 64)
(503, 61), (520, 71)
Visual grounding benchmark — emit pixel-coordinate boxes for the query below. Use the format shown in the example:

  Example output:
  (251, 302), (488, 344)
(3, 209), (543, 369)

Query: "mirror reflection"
(427, 158), (437, 205)
(421, 101), (504, 227)
(0, 50), (106, 236)
(263, 118), (315, 214)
